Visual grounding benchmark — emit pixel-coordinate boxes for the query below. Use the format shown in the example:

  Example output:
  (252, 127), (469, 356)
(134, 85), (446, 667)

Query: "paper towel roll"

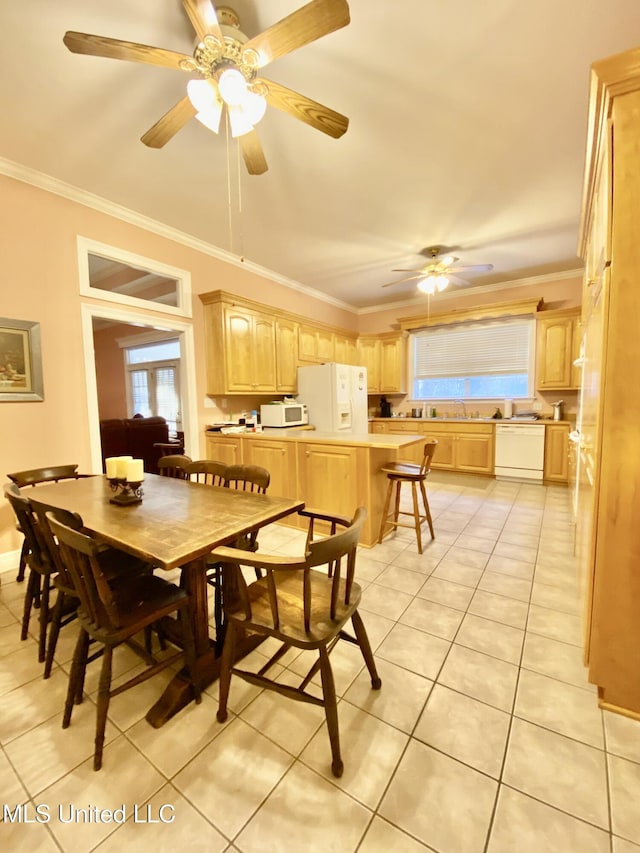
(504, 399), (513, 419)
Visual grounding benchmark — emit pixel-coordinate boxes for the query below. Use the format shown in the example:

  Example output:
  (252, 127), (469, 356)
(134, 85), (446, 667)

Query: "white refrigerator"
(296, 363), (369, 433)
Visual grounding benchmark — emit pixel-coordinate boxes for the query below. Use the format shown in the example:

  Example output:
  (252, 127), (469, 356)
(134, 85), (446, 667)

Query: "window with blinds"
(411, 318), (533, 400)
(125, 339), (181, 432)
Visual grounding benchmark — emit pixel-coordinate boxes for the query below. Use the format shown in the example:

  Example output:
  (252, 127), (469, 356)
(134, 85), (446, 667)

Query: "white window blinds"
(414, 319), (532, 378)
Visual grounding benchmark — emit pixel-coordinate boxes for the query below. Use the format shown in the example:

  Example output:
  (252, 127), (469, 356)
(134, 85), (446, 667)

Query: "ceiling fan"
(383, 247), (494, 294)
(63, 0), (350, 176)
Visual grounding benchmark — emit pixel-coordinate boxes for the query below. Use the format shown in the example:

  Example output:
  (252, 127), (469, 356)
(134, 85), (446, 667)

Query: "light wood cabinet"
(536, 308), (581, 391)
(242, 437), (297, 500)
(297, 442), (362, 521)
(298, 325), (334, 363)
(576, 47), (640, 718)
(543, 423), (570, 483)
(371, 420), (494, 474)
(334, 333), (358, 366)
(275, 318), (298, 393)
(357, 332), (407, 394)
(205, 435), (242, 465)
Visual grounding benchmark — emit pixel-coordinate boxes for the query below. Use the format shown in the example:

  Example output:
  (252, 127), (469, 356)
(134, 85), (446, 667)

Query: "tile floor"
(2, 472), (640, 852)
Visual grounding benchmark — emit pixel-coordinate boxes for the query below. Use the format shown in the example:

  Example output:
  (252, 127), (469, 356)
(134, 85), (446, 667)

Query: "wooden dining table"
(32, 473), (304, 726)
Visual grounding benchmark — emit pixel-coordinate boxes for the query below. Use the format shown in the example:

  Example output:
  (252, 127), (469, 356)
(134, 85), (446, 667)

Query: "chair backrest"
(46, 513), (123, 631)
(185, 460), (227, 486)
(3, 483), (51, 576)
(236, 507), (367, 632)
(224, 464), (270, 493)
(158, 454), (192, 479)
(28, 496), (85, 593)
(420, 441), (438, 476)
(7, 465), (80, 488)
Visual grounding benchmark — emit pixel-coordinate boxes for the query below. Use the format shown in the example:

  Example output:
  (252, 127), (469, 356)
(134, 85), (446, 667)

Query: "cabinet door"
(422, 430), (455, 468)
(357, 339), (381, 392)
(335, 335), (357, 366)
(571, 317), (583, 389)
(298, 326), (317, 362)
(205, 436), (242, 466)
(544, 424), (569, 482)
(536, 317), (573, 389)
(297, 443), (359, 518)
(253, 314), (277, 392)
(276, 318), (298, 392)
(370, 422), (387, 434)
(224, 308), (255, 392)
(317, 329), (334, 361)
(456, 434), (494, 473)
(379, 336), (407, 393)
(243, 439), (297, 500)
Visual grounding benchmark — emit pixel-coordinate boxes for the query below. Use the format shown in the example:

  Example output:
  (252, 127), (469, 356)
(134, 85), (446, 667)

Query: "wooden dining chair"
(157, 454), (192, 479)
(211, 506), (381, 778)
(206, 464), (271, 651)
(378, 440), (437, 554)
(185, 459), (227, 486)
(7, 464), (86, 583)
(47, 511), (201, 771)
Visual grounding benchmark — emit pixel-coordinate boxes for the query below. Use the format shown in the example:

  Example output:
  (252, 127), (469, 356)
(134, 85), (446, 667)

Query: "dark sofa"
(99, 416), (170, 474)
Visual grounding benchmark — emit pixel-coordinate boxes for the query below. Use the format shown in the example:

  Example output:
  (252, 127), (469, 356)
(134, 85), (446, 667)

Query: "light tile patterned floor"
(2, 472), (640, 852)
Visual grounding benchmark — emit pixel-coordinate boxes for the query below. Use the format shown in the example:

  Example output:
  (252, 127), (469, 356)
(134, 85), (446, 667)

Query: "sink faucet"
(454, 400), (467, 418)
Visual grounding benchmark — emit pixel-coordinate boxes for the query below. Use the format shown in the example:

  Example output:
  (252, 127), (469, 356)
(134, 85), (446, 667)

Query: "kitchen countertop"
(369, 417), (575, 426)
(207, 428), (424, 449)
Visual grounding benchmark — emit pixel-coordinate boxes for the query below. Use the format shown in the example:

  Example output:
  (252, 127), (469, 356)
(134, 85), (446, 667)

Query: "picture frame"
(0, 318), (44, 401)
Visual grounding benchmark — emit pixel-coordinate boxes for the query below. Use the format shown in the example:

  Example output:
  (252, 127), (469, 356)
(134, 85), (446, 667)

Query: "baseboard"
(0, 549), (20, 580)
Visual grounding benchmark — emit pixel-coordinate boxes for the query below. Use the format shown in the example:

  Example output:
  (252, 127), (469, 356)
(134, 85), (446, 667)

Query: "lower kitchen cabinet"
(420, 423), (494, 474)
(242, 437), (297, 500)
(205, 435), (242, 466)
(297, 442), (362, 520)
(543, 423), (570, 483)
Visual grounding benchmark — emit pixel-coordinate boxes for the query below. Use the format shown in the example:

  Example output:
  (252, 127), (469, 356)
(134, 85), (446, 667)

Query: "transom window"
(411, 318), (534, 400)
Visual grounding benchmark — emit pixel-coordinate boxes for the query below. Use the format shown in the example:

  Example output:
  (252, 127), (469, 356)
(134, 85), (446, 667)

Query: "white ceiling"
(2, 1), (639, 310)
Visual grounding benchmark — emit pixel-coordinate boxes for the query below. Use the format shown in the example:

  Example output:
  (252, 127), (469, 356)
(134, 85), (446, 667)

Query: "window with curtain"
(125, 339), (181, 433)
(411, 318), (534, 400)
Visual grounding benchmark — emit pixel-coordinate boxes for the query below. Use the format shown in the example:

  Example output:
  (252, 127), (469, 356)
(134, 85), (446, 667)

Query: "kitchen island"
(205, 429), (425, 547)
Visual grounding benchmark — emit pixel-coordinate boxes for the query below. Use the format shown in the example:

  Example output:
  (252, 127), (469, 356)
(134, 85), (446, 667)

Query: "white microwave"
(260, 402), (308, 428)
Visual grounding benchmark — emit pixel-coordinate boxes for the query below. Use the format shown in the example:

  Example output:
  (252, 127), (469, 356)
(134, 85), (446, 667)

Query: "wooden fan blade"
(63, 31), (193, 71)
(244, 0), (350, 68)
(141, 96), (198, 148)
(382, 274), (425, 288)
(239, 131), (269, 175)
(448, 263), (494, 274)
(182, 0), (225, 44)
(259, 78), (348, 138)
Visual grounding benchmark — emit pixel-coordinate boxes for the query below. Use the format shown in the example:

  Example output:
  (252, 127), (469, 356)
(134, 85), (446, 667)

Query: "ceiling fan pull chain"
(236, 140), (245, 263)
(225, 111), (234, 255)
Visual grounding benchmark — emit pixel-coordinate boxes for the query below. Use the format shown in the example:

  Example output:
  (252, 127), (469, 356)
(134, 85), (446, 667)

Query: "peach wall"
(94, 323), (129, 419)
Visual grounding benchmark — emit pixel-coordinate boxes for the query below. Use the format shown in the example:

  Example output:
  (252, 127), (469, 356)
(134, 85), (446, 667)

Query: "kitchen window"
(411, 317), (534, 400)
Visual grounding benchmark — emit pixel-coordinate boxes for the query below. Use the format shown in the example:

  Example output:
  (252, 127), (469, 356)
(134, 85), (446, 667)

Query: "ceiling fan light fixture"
(243, 90), (267, 125)
(218, 67), (248, 107)
(228, 104), (254, 138)
(187, 78), (218, 112)
(195, 108), (222, 134)
(436, 274), (449, 291)
(417, 276), (436, 295)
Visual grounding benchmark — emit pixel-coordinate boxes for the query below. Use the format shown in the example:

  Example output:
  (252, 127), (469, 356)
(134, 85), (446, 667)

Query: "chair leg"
(44, 589), (65, 678)
(214, 566), (225, 655)
(378, 478), (394, 544)
(411, 482), (423, 554)
(217, 620), (236, 723)
(64, 628), (89, 728)
(94, 645), (113, 771)
(74, 630), (91, 706)
(419, 480), (435, 540)
(21, 569), (38, 641)
(16, 540), (28, 583)
(351, 610), (382, 690)
(37, 576), (51, 663)
(318, 645), (343, 778)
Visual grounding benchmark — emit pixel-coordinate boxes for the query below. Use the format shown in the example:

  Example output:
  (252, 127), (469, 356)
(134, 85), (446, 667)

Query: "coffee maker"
(552, 400), (564, 421)
(380, 395), (392, 418)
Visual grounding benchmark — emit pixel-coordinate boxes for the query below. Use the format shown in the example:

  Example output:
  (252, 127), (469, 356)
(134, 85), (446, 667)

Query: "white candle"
(105, 457), (118, 479)
(126, 459), (144, 483)
(116, 456), (133, 479)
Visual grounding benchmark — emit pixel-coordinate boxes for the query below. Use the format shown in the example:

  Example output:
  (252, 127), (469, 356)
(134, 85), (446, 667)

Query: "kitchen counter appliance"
(495, 423), (545, 481)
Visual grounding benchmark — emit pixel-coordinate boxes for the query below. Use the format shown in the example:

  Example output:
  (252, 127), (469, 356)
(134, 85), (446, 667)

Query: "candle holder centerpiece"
(104, 456), (145, 506)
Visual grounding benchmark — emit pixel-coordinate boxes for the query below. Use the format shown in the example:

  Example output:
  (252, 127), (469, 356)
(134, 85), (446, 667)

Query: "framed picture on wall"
(0, 318), (44, 401)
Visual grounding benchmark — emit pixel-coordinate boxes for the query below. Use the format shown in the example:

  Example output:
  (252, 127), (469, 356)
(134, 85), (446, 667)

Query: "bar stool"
(377, 441), (437, 554)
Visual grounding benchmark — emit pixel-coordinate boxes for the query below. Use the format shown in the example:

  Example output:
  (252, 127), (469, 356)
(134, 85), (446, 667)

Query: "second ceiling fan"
(383, 247), (494, 295)
(63, 0), (351, 175)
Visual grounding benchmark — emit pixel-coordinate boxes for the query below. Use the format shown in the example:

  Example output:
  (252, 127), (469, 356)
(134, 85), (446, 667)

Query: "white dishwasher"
(494, 423), (546, 481)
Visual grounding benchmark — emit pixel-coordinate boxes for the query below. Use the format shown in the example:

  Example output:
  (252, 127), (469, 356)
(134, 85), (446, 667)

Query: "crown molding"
(0, 156), (357, 314)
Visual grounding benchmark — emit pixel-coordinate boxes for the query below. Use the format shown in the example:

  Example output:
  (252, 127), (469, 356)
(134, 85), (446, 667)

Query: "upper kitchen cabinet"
(298, 325), (334, 364)
(334, 333), (358, 366)
(575, 46), (640, 718)
(535, 308), (581, 391)
(200, 292), (277, 395)
(358, 332), (408, 394)
(275, 317), (298, 393)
